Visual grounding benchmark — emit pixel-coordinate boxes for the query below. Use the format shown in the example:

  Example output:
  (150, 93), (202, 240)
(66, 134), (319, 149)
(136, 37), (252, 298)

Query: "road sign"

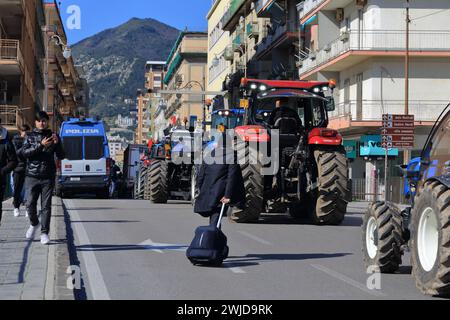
(381, 114), (415, 150)
(381, 128), (414, 135)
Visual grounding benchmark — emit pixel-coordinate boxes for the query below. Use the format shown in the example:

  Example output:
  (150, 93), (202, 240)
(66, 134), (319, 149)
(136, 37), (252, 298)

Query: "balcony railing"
(221, 0), (246, 27)
(255, 20), (298, 56)
(300, 30), (450, 76)
(298, 0), (327, 20)
(0, 105), (19, 127)
(329, 100), (447, 123)
(0, 39), (22, 63)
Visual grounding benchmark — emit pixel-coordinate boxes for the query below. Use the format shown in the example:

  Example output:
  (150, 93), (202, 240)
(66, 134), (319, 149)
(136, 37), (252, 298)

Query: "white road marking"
(311, 264), (385, 297)
(138, 239), (187, 253)
(64, 199), (111, 300)
(237, 231), (272, 246)
(222, 262), (246, 274)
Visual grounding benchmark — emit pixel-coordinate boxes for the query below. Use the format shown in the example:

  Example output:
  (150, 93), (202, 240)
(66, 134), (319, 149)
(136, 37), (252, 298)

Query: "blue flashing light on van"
(56, 118), (112, 198)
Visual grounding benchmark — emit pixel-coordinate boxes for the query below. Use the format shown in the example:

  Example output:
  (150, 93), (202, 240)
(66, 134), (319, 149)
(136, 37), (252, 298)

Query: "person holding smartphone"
(21, 111), (65, 245)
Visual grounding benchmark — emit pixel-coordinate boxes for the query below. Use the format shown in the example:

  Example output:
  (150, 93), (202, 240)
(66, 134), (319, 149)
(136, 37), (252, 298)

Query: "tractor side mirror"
(325, 97), (335, 112)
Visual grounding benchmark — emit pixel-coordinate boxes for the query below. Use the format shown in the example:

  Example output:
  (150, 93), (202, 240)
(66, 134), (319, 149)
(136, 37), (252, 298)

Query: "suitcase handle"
(217, 203), (227, 229)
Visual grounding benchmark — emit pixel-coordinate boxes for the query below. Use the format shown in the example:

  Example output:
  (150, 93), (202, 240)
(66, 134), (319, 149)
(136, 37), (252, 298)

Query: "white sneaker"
(26, 225), (39, 240)
(14, 208), (20, 217)
(25, 210), (29, 218)
(40, 234), (50, 245)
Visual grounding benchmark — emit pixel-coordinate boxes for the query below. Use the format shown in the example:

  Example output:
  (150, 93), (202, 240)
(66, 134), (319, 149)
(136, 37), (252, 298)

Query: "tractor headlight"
(250, 83), (258, 90)
(259, 85), (267, 91)
(322, 86), (329, 91)
(313, 87), (321, 93)
(225, 111), (230, 116)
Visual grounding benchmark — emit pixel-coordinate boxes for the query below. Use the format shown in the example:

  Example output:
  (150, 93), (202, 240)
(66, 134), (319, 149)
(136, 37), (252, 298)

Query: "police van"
(56, 118), (112, 198)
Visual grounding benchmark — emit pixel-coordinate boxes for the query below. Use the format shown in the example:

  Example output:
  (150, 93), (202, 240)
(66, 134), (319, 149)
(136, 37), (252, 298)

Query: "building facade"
(162, 31), (208, 130)
(0, 0), (46, 130)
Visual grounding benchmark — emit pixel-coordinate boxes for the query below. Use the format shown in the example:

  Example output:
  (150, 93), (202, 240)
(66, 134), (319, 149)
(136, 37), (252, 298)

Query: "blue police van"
(56, 118), (112, 198)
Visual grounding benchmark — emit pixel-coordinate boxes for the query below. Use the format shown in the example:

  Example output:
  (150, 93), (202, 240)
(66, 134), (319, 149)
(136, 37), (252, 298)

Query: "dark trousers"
(0, 184), (4, 223)
(26, 177), (54, 234)
(13, 171), (26, 209)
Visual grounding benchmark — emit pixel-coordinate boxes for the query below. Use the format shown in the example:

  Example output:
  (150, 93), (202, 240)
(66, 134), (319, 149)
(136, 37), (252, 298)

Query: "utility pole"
(404, 0), (411, 164)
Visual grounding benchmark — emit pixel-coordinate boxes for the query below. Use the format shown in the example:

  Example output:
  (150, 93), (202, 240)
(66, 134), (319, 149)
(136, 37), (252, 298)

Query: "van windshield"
(85, 136), (105, 160)
(63, 137), (83, 160)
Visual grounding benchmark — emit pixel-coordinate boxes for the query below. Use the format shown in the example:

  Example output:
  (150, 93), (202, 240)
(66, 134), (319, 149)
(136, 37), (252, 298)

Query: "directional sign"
(381, 128), (414, 135)
(381, 114), (415, 150)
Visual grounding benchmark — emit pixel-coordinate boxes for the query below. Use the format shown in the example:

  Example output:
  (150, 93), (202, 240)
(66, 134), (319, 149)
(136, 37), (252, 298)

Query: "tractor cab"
(211, 109), (245, 132)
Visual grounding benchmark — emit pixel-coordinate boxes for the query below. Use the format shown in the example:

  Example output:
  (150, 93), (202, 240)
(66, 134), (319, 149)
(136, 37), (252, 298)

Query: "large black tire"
(229, 143), (264, 223)
(311, 146), (350, 225)
(410, 180), (450, 297)
(149, 160), (169, 204)
(362, 202), (404, 273)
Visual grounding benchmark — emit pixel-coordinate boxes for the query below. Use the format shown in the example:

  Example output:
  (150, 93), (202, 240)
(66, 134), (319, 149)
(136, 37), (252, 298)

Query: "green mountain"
(71, 18), (179, 119)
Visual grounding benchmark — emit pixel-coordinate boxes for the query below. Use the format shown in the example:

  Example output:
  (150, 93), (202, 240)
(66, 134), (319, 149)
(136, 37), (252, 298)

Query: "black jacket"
(194, 161), (246, 216)
(21, 128), (65, 179)
(0, 128), (18, 183)
(12, 134), (26, 173)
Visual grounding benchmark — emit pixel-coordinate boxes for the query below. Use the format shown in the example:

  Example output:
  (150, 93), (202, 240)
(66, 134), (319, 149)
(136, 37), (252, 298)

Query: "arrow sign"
(138, 238), (188, 253)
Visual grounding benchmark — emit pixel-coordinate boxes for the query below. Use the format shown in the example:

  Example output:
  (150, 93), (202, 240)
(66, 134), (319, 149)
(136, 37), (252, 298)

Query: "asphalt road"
(62, 198), (437, 300)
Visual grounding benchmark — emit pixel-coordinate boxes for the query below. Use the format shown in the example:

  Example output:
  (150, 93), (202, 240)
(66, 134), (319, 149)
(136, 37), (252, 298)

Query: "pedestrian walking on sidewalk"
(0, 120), (18, 227)
(21, 111), (65, 245)
(12, 124), (31, 218)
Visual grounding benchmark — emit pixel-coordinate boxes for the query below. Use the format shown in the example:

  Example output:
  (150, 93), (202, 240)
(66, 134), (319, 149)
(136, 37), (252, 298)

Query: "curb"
(44, 197), (74, 300)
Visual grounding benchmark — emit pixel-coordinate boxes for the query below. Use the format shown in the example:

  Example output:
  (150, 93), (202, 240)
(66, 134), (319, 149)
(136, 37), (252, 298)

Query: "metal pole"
(384, 147), (388, 202)
(404, 0), (410, 164)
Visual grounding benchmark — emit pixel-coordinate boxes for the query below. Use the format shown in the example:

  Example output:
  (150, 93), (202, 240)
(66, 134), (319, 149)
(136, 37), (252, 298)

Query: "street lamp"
(177, 80), (206, 131)
(44, 32), (71, 129)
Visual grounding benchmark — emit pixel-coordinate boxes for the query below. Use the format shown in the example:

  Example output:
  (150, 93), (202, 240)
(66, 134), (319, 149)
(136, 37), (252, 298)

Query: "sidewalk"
(0, 197), (74, 300)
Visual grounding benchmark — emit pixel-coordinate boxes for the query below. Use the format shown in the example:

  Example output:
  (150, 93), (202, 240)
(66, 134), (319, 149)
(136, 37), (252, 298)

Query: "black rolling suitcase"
(186, 203), (229, 266)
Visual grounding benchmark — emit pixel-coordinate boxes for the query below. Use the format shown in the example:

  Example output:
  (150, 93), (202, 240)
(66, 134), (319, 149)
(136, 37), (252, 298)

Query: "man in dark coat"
(0, 121), (18, 227)
(12, 124), (31, 217)
(194, 135), (245, 226)
(21, 111), (65, 245)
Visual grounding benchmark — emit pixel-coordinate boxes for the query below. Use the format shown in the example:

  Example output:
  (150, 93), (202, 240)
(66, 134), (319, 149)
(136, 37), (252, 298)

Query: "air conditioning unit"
(340, 31), (350, 42)
(356, 0), (367, 7)
(223, 45), (234, 61)
(336, 8), (344, 22)
(248, 22), (259, 39)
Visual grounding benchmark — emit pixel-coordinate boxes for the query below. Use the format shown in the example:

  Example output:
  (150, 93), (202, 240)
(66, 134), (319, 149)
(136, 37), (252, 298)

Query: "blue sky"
(56, 0), (212, 45)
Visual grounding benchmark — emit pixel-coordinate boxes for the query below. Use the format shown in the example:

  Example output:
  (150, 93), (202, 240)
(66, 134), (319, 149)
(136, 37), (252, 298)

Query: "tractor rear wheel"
(410, 180), (450, 297)
(229, 144), (264, 223)
(311, 146), (350, 225)
(149, 160), (169, 204)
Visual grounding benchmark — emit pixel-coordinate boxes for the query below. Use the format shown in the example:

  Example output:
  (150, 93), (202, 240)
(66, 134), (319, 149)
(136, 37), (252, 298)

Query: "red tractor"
(230, 78), (351, 225)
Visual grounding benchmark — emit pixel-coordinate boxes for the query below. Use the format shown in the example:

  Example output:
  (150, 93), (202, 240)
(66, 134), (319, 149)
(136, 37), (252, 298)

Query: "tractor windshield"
(251, 90), (328, 129)
(211, 110), (244, 130)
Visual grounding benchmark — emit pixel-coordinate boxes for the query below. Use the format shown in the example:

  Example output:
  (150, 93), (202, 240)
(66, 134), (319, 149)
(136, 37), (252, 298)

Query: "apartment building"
(207, 0), (232, 107)
(297, 0), (450, 197)
(0, 0), (46, 130)
(162, 31), (207, 129)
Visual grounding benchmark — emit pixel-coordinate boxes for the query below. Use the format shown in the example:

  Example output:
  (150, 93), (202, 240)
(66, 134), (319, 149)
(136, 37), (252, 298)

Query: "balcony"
(0, 105), (19, 129)
(232, 32), (245, 52)
(221, 0), (251, 31)
(298, 0), (355, 24)
(299, 30), (450, 79)
(0, 39), (23, 75)
(255, 21), (299, 59)
(328, 100), (447, 132)
(247, 22), (260, 39)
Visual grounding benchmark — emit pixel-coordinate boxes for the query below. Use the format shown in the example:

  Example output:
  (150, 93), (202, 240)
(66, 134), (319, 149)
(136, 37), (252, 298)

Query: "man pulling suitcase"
(187, 134), (245, 266)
